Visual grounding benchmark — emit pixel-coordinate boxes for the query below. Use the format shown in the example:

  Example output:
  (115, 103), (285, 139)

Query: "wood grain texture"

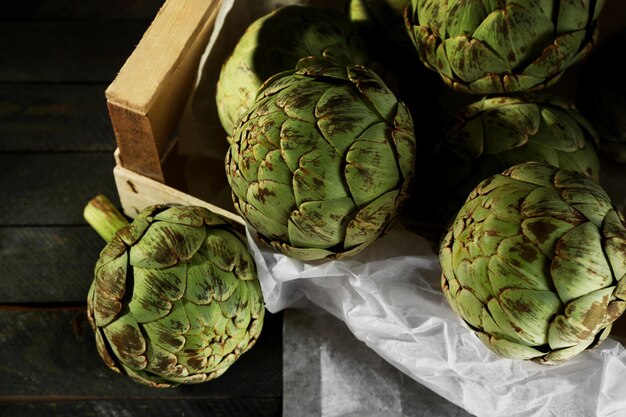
(0, 153), (118, 225)
(0, 308), (282, 399)
(0, 0), (164, 20)
(0, 227), (103, 303)
(0, 399), (281, 417)
(0, 22), (150, 82)
(0, 84), (115, 152)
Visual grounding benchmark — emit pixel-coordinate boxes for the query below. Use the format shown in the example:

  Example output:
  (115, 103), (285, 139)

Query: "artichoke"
(216, 5), (368, 134)
(225, 59), (416, 261)
(435, 93), (600, 214)
(578, 28), (626, 164)
(440, 162), (626, 363)
(84, 196), (264, 387)
(404, 0), (604, 94)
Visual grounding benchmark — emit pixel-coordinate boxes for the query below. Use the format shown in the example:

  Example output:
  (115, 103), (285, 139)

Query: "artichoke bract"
(84, 196), (264, 387)
(436, 93), (600, 213)
(578, 29), (626, 164)
(440, 162), (626, 364)
(216, 5), (368, 135)
(404, 0), (604, 94)
(226, 59), (416, 261)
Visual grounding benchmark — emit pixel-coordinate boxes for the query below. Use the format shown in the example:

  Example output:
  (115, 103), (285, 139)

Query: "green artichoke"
(440, 162), (626, 364)
(578, 29), (626, 164)
(225, 59), (416, 261)
(216, 5), (368, 135)
(85, 196), (264, 387)
(435, 93), (600, 213)
(404, 0), (604, 94)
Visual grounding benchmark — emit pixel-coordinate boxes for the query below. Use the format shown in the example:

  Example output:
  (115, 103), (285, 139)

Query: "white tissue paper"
(184, 0), (626, 415)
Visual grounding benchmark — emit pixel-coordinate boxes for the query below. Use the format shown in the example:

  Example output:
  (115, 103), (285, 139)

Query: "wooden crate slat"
(0, 84), (115, 152)
(0, 308), (282, 398)
(0, 21), (150, 83)
(106, 0), (222, 183)
(113, 157), (243, 225)
(0, 153), (118, 225)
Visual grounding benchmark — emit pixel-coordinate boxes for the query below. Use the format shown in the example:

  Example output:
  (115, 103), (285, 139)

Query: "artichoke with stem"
(84, 195), (264, 387)
(404, 0), (605, 94)
(216, 4), (368, 135)
(226, 58), (416, 261)
(440, 162), (626, 363)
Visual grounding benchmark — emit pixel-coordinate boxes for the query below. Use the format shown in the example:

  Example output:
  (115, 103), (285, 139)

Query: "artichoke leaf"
(102, 313), (147, 370)
(288, 197), (355, 249)
(497, 287), (562, 345)
(315, 85), (379, 155)
(245, 180), (295, 224)
(472, 3), (553, 68)
(522, 216), (574, 258)
(128, 264), (186, 323)
(548, 287), (617, 348)
(130, 222), (205, 268)
(185, 258), (219, 305)
(481, 104), (538, 154)
(344, 190), (397, 248)
(603, 211), (626, 283)
(445, 0), (486, 38)
(348, 65), (397, 122)
(153, 206), (205, 226)
(292, 146), (348, 205)
(520, 186), (582, 222)
(552, 222), (613, 303)
(522, 31), (586, 78)
(444, 36), (509, 83)
(484, 333), (546, 360)
(93, 250), (128, 326)
(346, 124), (401, 207)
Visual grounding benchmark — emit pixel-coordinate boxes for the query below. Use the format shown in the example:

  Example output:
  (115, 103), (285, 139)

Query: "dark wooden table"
(0, 2), (282, 416)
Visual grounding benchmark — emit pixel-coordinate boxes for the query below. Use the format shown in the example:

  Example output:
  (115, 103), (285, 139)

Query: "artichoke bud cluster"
(399, 0), (626, 363)
(87, 204), (264, 387)
(220, 5), (417, 261)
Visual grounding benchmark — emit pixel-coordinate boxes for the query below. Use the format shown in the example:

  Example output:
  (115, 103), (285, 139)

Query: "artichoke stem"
(84, 195), (130, 243)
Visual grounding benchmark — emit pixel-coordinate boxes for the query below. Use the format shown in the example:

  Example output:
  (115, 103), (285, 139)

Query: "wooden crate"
(106, 0), (243, 225)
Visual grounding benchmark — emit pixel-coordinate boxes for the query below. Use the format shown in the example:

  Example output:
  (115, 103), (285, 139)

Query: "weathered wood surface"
(0, 153), (118, 225)
(0, 1), (163, 20)
(0, 22), (150, 82)
(0, 84), (115, 152)
(0, 227), (103, 303)
(0, 308), (282, 416)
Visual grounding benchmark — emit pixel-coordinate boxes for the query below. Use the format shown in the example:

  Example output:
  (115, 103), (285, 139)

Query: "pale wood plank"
(113, 156), (244, 226)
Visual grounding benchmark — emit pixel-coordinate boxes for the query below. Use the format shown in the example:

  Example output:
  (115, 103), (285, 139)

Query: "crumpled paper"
(180, 0), (626, 416)
(248, 223), (626, 417)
